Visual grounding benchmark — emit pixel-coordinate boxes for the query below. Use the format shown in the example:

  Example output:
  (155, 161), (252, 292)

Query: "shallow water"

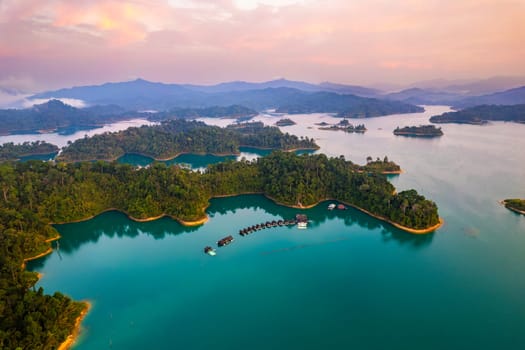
(27, 106), (525, 349)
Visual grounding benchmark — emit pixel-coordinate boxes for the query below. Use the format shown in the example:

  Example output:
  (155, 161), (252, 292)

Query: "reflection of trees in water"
(30, 194), (433, 269)
(208, 194), (434, 248)
(53, 211), (198, 255)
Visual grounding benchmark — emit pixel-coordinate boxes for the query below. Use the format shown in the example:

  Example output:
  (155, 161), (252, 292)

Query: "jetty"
(204, 216), (309, 253)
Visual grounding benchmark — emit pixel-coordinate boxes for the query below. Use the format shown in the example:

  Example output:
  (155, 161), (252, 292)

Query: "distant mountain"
(429, 104), (525, 124)
(0, 100), (130, 134)
(452, 86), (525, 109)
(317, 82), (380, 97)
(384, 88), (463, 105)
(29, 79), (419, 116)
(407, 76), (525, 95)
(182, 78), (380, 97)
(275, 91), (423, 117)
(182, 78), (322, 93)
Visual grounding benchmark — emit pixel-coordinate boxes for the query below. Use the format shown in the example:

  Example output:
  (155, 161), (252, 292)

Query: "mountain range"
(28, 79), (421, 115)
(26, 77), (525, 110)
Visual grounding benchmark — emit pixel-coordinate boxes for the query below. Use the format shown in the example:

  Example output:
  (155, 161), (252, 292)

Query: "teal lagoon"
(27, 106), (525, 349)
(116, 147), (317, 169)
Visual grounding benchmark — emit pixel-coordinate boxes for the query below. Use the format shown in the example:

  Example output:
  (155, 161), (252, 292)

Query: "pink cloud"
(0, 0), (524, 88)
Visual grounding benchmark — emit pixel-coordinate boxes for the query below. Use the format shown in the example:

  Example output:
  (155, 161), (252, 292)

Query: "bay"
(26, 106), (525, 349)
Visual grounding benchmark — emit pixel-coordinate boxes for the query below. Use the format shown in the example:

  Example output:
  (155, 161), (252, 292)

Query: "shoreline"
(52, 208), (209, 227)
(58, 301), (91, 350)
(261, 195), (442, 234)
(500, 200), (525, 215)
(57, 146), (319, 164)
(51, 193), (442, 234)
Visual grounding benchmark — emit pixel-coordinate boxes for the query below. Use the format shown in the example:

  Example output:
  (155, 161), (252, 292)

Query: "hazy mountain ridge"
(29, 79), (418, 115)
(451, 86), (525, 109)
(429, 104), (525, 124)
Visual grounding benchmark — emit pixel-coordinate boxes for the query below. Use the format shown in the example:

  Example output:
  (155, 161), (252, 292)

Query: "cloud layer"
(1, 0), (524, 90)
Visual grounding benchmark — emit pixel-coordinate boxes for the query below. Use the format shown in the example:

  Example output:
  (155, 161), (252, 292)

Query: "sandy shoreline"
(58, 301), (91, 350)
(262, 195), (442, 234)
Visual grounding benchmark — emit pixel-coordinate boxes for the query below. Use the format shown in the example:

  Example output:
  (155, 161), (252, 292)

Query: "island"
(57, 120), (319, 162)
(393, 125), (443, 137)
(429, 104), (525, 125)
(275, 118), (296, 126)
(0, 141), (59, 161)
(318, 119), (367, 133)
(501, 199), (525, 215)
(1, 151), (440, 348)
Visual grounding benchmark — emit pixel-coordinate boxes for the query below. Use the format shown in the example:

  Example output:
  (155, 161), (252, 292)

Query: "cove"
(116, 147), (317, 169)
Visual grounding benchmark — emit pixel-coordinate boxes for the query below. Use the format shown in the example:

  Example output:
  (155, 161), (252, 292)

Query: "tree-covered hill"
(0, 141), (59, 161)
(57, 120), (319, 162)
(429, 104), (525, 124)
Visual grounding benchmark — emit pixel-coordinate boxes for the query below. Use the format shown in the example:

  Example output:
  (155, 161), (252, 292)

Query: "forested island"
(147, 105), (257, 121)
(393, 125), (443, 137)
(275, 118), (296, 126)
(57, 120), (318, 162)
(319, 120), (367, 133)
(501, 199), (525, 215)
(0, 141), (59, 161)
(429, 104), (525, 124)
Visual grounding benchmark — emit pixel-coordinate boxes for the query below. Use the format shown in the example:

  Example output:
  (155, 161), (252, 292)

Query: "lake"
(27, 106), (525, 349)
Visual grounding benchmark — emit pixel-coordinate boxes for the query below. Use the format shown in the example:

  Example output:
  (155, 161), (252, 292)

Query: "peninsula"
(429, 104), (525, 124)
(57, 120), (318, 162)
(1, 151), (440, 348)
(393, 125), (444, 137)
(501, 199), (525, 215)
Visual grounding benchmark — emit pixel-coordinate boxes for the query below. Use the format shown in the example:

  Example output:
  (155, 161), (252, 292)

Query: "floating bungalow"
(217, 235), (234, 247)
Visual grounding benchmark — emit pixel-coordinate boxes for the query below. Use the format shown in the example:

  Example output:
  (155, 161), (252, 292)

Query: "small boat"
(204, 246), (216, 256)
(337, 204), (346, 210)
(328, 203), (336, 210)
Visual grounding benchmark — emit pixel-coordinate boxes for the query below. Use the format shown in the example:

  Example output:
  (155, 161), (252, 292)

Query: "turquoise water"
(116, 147), (316, 170)
(28, 106), (525, 349)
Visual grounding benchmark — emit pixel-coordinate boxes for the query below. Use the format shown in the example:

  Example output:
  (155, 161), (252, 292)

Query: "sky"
(1, 0), (525, 91)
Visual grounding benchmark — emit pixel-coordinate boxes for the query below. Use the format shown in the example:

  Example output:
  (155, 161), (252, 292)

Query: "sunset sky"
(1, 0), (524, 91)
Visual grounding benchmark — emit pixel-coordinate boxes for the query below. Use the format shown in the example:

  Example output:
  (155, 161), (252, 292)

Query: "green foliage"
(504, 199), (525, 212)
(393, 125), (443, 137)
(58, 120), (318, 162)
(429, 104), (525, 124)
(0, 141), (59, 161)
(149, 105), (257, 121)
